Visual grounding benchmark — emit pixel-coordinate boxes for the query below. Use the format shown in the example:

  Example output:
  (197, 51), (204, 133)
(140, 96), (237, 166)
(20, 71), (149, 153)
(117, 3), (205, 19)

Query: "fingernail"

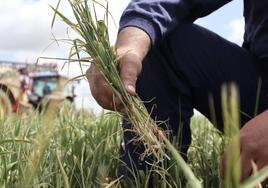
(127, 85), (135, 93)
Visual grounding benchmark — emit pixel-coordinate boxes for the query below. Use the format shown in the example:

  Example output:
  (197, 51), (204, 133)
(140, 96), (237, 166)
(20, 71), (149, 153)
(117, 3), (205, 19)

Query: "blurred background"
(0, 0), (244, 113)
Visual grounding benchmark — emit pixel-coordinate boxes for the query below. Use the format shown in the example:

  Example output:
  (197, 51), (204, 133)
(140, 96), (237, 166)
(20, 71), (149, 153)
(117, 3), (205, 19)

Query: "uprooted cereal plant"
(47, 0), (268, 187)
(51, 0), (201, 187)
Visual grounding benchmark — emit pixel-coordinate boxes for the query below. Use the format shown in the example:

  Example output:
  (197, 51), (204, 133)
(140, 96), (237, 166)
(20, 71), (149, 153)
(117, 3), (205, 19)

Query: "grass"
(0, 101), (122, 188)
(188, 116), (223, 187)
(0, 91), (267, 187)
(0, 102), (222, 188)
(1, 0), (266, 187)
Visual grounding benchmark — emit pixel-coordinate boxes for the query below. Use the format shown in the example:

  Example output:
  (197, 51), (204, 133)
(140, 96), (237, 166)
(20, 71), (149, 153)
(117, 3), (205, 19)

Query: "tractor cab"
(29, 71), (75, 109)
(0, 61), (76, 116)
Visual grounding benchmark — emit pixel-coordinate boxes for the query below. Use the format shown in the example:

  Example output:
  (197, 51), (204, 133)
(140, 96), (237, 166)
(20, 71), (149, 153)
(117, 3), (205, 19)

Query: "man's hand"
(86, 27), (151, 111)
(221, 110), (268, 181)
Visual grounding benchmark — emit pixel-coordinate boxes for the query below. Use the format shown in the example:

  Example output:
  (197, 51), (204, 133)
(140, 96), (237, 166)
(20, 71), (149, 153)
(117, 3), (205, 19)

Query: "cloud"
(0, 0), (129, 61)
(228, 18), (245, 45)
(0, 0), (71, 62)
(0, 1), (247, 113)
(0, 0), (130, 112)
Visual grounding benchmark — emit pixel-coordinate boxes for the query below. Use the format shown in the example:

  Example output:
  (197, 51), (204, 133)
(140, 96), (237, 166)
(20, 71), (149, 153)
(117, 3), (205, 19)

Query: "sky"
(0, 0), (245, 113)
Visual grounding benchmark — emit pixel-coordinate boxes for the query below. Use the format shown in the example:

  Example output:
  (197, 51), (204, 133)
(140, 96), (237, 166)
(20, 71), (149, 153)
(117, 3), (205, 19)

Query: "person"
(19, 67), (33, 105)
(87, 0), (268, 182)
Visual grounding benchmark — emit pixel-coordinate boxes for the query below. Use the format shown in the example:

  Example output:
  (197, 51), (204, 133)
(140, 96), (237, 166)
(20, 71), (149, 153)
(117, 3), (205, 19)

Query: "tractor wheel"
(0, 90), (12, 119)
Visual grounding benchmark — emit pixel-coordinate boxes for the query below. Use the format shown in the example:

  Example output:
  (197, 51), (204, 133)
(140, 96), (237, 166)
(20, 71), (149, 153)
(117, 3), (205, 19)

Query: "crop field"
(0, 97), (267, 188)
(1, 0), (267, 187)
(0, 99), (222, 188)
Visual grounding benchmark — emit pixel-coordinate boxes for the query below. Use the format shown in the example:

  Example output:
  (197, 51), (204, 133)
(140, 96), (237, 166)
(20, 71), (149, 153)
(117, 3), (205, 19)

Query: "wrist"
(116, 26), (151, 61)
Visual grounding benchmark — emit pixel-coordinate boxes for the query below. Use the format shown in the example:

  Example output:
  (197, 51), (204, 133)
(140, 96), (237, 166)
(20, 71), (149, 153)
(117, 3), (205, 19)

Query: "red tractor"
(0, 61), (76, 116)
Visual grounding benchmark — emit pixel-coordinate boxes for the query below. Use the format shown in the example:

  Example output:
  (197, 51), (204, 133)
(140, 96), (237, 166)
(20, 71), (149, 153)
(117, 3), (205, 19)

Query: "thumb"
(119, 53), (142, 96)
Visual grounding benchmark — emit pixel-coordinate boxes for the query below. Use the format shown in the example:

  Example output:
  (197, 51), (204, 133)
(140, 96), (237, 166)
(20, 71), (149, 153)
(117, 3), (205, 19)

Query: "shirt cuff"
(119, 16), (160, 46)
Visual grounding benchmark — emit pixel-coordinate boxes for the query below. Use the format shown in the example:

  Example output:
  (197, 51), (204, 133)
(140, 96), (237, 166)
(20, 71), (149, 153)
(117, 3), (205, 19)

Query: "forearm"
(119, 0), (232, 45)
(116, 26), (151, 61)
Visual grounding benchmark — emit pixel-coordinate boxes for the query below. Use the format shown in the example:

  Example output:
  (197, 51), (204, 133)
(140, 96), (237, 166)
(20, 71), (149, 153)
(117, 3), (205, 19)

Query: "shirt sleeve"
(119, 0), (232, 45)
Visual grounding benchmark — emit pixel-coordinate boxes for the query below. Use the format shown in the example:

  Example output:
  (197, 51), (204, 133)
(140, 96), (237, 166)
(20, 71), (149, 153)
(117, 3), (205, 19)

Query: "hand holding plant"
(51, 0), (201, 187)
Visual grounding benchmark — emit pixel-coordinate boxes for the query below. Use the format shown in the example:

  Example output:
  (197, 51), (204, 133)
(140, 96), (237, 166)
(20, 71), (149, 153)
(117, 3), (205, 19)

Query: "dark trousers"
(118, 23), (268, 176)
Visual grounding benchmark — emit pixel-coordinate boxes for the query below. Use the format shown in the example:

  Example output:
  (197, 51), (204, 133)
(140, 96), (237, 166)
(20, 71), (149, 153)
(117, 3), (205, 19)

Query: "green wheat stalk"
(51, 0), (202, 187)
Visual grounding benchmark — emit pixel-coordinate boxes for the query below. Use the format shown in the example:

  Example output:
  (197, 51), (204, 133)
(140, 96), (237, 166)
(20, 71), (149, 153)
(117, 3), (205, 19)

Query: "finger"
(119, 53), (142, 96)
(241, 152), (253, 181)
(111, 93), (125, 112)
(254, 152), (268, 186)
(91, 79), (124, 111)
(220, 142), (238, 179)
(86, 62), (126, 111)
(256, 159), (268, 171)
(252, 158), (268, 187)
(86, 65), (93, 82)
(220, 151), (227, 179)
(86, 64), (103, 90)
(97, 94), (124, 112)
(220, 149), (253, 181)
(257, 160), (268, 187)
(91, 78), (112, 102)
(86, 65), (123, 110)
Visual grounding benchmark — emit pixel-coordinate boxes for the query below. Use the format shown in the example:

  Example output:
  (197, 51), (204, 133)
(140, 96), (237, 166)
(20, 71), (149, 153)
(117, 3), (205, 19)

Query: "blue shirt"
(119, 0), (268, 62)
